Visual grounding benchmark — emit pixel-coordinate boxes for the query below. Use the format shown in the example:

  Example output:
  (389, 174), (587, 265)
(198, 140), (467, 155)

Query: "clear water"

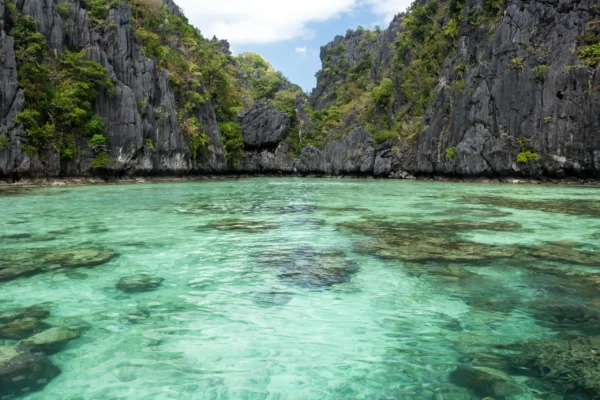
(1, 178), (599, 399)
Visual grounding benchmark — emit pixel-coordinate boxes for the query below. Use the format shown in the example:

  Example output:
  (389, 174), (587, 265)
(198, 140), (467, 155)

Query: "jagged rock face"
(2, 0), (597, 180)
(415, 0), (600, 179)
(310, 29), (380, 111)
(0, 0), (226, 179)
(236, 100), (291, 150)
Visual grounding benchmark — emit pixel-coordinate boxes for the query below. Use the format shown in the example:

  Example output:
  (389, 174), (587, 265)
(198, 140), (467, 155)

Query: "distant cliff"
(1, 0), (599, 180)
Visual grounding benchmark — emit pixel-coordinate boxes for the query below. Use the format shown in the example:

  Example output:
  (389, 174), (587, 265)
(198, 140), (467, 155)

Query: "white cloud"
(295, 47), (308, 55)
(174, 0), (414, 45)
(361, 0), (413, 22)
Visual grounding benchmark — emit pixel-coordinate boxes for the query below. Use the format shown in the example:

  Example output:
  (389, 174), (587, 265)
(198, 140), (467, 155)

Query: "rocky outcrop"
(236, 100), (290, 149)
(415, 0), (600, 179)
(0, 0), (225, 179)
(307, 0), (600, 180)
(310, 28), (380, 111)
(1, 0), (598, 180)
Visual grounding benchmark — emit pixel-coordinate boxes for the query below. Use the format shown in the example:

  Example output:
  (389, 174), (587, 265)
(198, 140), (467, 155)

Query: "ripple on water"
(0, 179), (599, 399)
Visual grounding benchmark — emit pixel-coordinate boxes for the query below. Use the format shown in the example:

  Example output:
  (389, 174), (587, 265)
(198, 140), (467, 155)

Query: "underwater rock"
(464, 196), (600, 218)
(119, 308), (151, 324)
(202, 218), (278, 233)
(0, 233), (33, 240)
(440, 208), (513, 218)
(253, 292), (294, 308)
(524, 243), (600, 266)
(341, 220), (521, 264)
(0, 264), (39, 282)
(41, 247), (117, 268)
(21, 327), (80, 353)
(0, 247), (117, 282)
(262, 248), (359, 288)
(0, 305), (50, 324)
(42, 317), (91, 333)
(0, 346), (60, 398)
(499, 336), (600, 397)
(450, 365), (524, 399)
(0, 318), (49, 340)
(117, 276), (165, 293)
(527, 303), (600, 335)
(428, 220), (521, 231)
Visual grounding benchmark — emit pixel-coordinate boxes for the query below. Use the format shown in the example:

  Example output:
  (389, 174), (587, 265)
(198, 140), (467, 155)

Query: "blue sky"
(175, 0), (414, 92)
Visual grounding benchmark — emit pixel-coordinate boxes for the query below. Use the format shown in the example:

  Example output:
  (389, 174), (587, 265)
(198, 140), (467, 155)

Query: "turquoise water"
(1, 179), (599, 399)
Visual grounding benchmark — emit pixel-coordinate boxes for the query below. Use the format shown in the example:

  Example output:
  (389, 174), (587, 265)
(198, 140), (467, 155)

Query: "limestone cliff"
(1, 0), (598, 180)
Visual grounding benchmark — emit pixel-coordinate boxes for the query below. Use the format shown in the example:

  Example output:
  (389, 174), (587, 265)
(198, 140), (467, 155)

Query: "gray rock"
(236, 100), (290, 149)
(21, 327), (80, 352)
(0, 305), (50, 324)
(117, 275), (164, 293)
(415, 0), (600, 179)
(0, 346), (60, 398)
(0, 317), (49, 340)
(450, 365), (524, 399)
(323, 127), (375, 175)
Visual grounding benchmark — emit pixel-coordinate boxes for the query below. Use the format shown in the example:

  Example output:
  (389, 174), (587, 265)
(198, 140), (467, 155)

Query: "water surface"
(1, 179), (599, 399)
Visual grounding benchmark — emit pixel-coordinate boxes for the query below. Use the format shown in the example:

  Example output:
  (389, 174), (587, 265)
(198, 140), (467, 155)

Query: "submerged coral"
(0, 247), (117, 282)
(464, 196), (600, 218)
(117, 276), (165, 293)
(200, 218), (278, 233)
(340, 219), (521, 263)
(0, 346), (61, 398)
(500, 336), (600, 398)
(260, 247), (359, 288)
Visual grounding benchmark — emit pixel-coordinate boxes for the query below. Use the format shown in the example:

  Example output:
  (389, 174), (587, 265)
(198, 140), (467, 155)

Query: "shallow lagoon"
(1, 179), (599, 399)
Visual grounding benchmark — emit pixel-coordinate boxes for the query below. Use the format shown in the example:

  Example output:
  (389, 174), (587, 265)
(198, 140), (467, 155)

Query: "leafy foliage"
(235, 52), (299, 101)
(373, 130), (397, 145)
(144, 139), (155, 151)
(580, 43), (600, 67)
(516, 138), (540, 163)
(219, 122), (244, 167)
(446, 147), (457, 160)
(9, 10), (113, 159)
(90, 152), (114, 168)
(517, 151), (541, 163)
(0, 136), (11, 150)
(533, 65), (549, 83)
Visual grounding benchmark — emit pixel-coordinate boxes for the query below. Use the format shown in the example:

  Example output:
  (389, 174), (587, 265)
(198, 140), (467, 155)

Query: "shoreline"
(1, 174), (600, 188)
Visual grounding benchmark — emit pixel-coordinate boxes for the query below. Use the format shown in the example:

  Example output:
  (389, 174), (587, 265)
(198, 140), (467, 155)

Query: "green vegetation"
(86, 0), (116, 26)
(189, 132), (210, 161)
(579, 43), (600, 67)
(517, 151), (541, 163)
(516, 138), (540, 163)
(0, 136), (10, 149)
(371, 78), (394, 109)
(544, 116), (552, 124)
(7, 8), (114, 159)
(218, 122), (244, 167)
(373, 130), (397, 145)
(88, 134), (108, 150)
(510, 57), (524, 72)
(144, 139), (155, 151)
(533, 64), (549, 83)
(90, 152), (114, 168)
(446, 146), (457, 160)
(236, 53), (300, 101)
